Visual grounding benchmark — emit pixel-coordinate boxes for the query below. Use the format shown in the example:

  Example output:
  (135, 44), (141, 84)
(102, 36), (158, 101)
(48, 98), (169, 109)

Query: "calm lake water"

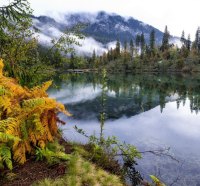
(48, 73), (200, 186)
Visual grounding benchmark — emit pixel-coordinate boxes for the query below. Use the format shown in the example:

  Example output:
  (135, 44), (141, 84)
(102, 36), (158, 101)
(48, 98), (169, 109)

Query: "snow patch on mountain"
(115, 24), (130, 32)
(140, 22), (148, 27)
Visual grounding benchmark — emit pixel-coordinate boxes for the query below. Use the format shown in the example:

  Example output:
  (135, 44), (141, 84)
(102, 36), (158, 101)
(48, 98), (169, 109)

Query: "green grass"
(33, 154), (124, 186)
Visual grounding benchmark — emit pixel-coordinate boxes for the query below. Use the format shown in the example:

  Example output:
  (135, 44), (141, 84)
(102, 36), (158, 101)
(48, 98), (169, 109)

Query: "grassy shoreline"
(0, 140), (126, 186)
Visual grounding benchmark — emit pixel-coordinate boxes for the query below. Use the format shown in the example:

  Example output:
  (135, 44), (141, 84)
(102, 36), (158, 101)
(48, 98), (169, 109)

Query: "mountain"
(32, 11), (179, 55)
(82, 11), (164, 44)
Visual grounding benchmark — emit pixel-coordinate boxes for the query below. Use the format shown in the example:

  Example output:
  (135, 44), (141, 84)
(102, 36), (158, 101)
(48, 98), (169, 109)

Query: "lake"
(48, 72), (200, 186)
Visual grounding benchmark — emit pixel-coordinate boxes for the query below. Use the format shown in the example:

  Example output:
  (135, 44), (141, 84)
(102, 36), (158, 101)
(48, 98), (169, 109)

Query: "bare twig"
(139, 147), (179, 162)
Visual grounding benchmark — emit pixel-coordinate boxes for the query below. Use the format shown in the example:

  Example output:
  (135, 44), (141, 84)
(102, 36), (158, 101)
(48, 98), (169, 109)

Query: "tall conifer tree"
(186, 34), (191, 51)
(140, 33), (145, 56)
(116, 39), (121, 57)
(149, 29), (155, 52)
(180, 30), (186, 45)
(130, 39), (134, 58)
(161, 26), (170, 51)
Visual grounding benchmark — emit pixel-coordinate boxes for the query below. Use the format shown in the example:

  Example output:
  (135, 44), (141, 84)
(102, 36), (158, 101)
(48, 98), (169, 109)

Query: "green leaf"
(150, 175), (160, 183)
(150, 175), (166, 186)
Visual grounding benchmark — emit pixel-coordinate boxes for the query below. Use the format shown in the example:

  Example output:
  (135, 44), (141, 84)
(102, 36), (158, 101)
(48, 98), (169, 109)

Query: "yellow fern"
(13, 142), (26, 164)
(47, 110), (58, 136)
(30, 81), (52, 98)
(0, 59), (71, 169)
(24, 140), (32, 153)
(0, 59), (4, 76)
(38, 140), (46, 149)
(0, 97), (12, 116)
(0, 85), (6, 95)
(0, 132), (20, 143)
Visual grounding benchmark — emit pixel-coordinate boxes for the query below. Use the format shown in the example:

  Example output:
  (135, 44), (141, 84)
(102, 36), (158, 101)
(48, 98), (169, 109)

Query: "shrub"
(0, 59), (71, 169)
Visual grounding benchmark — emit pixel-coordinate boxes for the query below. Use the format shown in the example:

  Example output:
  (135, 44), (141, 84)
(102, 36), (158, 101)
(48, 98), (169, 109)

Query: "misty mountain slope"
(32, 11), (179, 55)
(82, 11), (164, 44)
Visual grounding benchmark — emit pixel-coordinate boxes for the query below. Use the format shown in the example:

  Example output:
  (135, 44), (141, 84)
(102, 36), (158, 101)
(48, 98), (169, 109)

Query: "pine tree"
(180, 30), (186, 45)
(92, 49), (96, 62)
(140, 33), (145, 55)
(135, 34), (141, 47)
(186, 34), (191, 51)
(124, 40), (127, 52)
(110, 48), (113, 60)
(123, 40), (128, 64)
(194, 27), (200, 53)
(107, 50), (111, 61)
(129, 39), (134, 59)
(102, 52), (107, 65)
(149, 29), (155, 53)
(116, 39), (121, 58)
(135, 34), (141, 55)
(161, 26), (170, 51)
(145, 44), (151, 57)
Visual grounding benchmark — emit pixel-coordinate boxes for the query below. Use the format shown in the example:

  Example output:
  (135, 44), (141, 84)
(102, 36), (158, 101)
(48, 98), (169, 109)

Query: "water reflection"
(48, 73), (200, 185)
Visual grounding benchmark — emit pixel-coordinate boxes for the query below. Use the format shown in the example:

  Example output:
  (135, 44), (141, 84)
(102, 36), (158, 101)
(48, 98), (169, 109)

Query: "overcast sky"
(2, 0), (200, 40)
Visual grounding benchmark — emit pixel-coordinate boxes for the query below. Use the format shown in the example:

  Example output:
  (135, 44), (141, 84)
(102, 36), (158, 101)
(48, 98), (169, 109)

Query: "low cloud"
(34, 33), (52, 45)
(75, 37), (107, 56)
(106, 41), (117, 50)
(32, 15), (109, 56)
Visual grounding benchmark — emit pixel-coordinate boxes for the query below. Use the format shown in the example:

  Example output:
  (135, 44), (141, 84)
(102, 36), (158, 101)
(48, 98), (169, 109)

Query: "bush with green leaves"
(74, 125), (142, 184)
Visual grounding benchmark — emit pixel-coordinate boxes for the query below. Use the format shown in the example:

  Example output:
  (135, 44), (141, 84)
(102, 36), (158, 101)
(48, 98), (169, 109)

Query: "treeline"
(37, 26), (200, 73)
(86, 26), (200, 72)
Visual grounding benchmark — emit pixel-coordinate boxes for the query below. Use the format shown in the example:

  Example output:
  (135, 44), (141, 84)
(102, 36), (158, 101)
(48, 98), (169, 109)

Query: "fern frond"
(22, 97), (71, 116)
(29, 132), (37, 146)
(47, 131), (54, 142)
(0, 144), (12, 170)
(0, 157), (4, 169)
(0, 97), (12, 115)
(0, 85), (12, 97)
(40, 110), (54, 142)
(20, 121), (28, 140)
(13, 142), (26, 164)
(36, 147), (70, 164)
(0, 117), (18, 130)
(0, 117), (20, 137)
(22, 98), (46, 109)
(32, 114), (44, 134)
(24, 140), (32, 153)
(41, 81), (53, 92)
(56, 102), (72, 116)
(38, 140), (45, 149)
(47, 110), (58, 136)
(0, 59), (4, 76)
(0, 85), (6, 96)
(0, 132), (21, 142)
(0, 77), (27, 97)
(30, 81), (52, 98)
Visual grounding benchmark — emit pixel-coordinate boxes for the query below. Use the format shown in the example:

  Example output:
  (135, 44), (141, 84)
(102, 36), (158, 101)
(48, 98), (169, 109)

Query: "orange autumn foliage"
(0, 59), (71, 169)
